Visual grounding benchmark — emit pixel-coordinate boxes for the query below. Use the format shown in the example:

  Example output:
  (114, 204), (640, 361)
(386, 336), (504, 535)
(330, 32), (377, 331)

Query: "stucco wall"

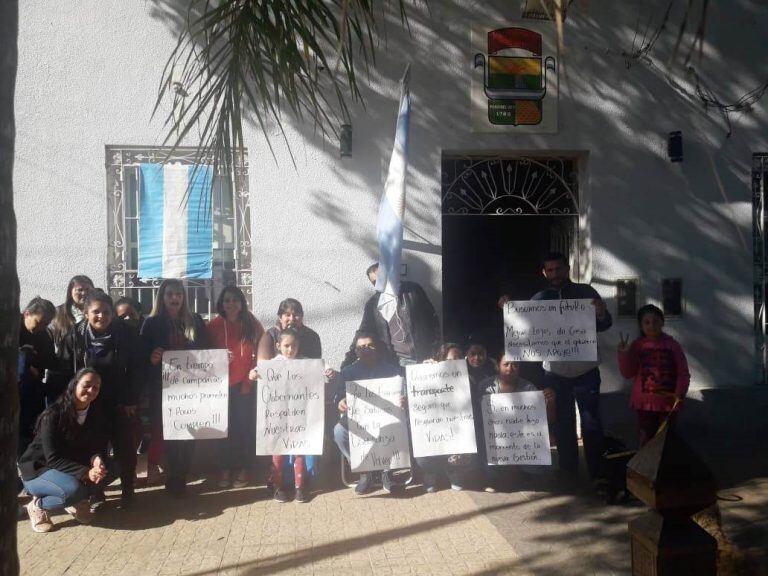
(15, 1), (768, 389)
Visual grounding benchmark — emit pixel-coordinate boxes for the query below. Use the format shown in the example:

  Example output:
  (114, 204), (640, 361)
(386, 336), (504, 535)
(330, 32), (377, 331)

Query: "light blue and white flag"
(375, 72), (411, 321)
(138, 163), (214, 279)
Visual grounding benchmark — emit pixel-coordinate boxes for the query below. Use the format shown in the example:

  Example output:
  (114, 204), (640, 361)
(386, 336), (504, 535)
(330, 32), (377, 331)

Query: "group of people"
(16, 254), (691, 534)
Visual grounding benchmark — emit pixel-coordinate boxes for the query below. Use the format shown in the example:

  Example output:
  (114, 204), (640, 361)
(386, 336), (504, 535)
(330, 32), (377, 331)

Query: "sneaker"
(425, 484), (438, 494)
(295, 487), (309, 503)
(232, 471), (249, 489)
(381, 471), (403, 495)
(484, 485), (497, 493)
(26, 498), (53, 533)
(89, 492), (106, 513)
(273, 488), (290, 503)
(354, 473), (373, 496)
(217, 470), (231, 489)
(146, 464), (163, 486)
(450, 483), (464, 491)
(65, 501), (94, 524)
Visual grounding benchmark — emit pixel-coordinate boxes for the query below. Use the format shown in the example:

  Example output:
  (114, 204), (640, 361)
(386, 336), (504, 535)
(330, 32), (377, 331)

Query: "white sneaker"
(65, 500), (93, 524)
(146, 464), (163, 485)
(26, 498), (53, 533)
(217, 470), (231, 489)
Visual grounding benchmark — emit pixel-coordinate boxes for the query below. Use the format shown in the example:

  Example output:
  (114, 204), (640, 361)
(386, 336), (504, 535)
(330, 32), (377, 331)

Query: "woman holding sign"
(141, 279), (208, 496)
(19, 368), (115, 532)
(207, 286), (265, 488)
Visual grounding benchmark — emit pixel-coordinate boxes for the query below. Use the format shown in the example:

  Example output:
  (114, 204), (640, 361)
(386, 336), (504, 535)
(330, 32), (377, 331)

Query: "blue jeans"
(22, 467), (118, 510)
(22, 470), (90, 511)
(333, 421), (351, 460)
(544, 368), (604, 479)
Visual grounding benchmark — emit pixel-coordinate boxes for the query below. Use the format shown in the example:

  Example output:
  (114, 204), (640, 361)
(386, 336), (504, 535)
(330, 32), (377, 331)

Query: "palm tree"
(156, 1), (410, 172)
(0, 0), (20, 573)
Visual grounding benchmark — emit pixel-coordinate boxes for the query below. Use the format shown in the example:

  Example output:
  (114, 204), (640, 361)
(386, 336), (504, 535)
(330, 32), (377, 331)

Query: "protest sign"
(503, 298), (597, 361)
(162, 349), (229, 440)
(481, 391), (551, 466)
(346, 376), (410, 473)
(255, 358), (325, 455)
(405, 359), (477, 458)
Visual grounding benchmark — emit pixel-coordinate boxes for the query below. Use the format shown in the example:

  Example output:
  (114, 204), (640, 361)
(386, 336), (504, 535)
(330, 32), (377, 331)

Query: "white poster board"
(255, 358), (325, 455)
(346, 377), (411, 472)
(503, 299), (597, 361)
(162, 349), (229, 440)
(405, 359), (477, 458)
(481, 391), (551, 466)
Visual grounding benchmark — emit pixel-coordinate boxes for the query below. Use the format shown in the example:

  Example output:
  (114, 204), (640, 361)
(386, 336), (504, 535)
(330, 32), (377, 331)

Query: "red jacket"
(207, 314), (264, 387)
(618, 333), (690, 412)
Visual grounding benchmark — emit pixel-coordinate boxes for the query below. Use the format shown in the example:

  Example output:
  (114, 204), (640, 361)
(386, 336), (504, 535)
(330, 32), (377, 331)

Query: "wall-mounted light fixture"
(667, 131), (683, 162)
(340, 124), (352, 157)
(662, 278), (683, 316)
(616, 279), (638, 317)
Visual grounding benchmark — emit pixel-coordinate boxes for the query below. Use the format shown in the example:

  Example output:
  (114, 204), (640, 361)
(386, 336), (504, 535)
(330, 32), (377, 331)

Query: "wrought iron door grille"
(753, 153), (768, 385)
(441, 155), (578, 216)
(106, 146), (252, 318)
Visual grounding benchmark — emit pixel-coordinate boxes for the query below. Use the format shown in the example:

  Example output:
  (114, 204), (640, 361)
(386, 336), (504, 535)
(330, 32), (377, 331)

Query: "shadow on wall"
(147, 1), (768, 386)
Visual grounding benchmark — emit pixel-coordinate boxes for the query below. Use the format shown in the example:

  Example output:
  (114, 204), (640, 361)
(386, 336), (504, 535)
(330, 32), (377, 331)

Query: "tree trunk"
(0, 1), (20, 574)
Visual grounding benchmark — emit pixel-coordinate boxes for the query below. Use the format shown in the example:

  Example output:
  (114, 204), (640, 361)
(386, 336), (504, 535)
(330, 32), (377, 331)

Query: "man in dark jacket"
(500, 251), (612, 481)
(342, 263), (440, 368)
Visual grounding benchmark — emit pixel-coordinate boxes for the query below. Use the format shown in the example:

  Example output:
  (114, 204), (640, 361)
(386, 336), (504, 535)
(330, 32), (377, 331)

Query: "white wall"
(15, 1), (768, 387)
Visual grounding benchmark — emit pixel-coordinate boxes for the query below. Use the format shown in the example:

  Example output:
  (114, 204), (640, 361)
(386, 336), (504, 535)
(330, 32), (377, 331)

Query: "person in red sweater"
(207, 286), (265, 488)
(618, 304), (690, 446)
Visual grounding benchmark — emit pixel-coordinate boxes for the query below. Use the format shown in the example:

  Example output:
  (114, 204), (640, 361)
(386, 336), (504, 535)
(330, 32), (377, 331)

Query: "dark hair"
(466, 342), (487, 354)
(541, 251), (568, 267)
(36, 368), (100, 441)
(52, 275), (95, 344)
(83, 289), (114, 313)
(637, 304), (664, 326)
(24, 297), (56, 322)
(365, 263), (379, 278)
(436, 342), (463, 361)
(277, 298), (304, 318)
(276, 326), (300, 347)
(115, 296), (143, 315)
(216, 286), (258, 343)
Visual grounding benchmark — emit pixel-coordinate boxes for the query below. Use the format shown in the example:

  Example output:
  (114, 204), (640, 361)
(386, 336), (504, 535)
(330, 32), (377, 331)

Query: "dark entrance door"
(441, 155), (580, 360)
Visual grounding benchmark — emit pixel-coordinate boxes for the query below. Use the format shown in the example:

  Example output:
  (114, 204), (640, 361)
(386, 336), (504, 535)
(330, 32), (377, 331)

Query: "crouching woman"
(18, 368), (114, 532)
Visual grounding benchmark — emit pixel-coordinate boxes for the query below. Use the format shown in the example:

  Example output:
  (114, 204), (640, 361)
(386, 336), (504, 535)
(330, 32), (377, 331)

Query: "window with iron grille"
(106, 146), (252, 318)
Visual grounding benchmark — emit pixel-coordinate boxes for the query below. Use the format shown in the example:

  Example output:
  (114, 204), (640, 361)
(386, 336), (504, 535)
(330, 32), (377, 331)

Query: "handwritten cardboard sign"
(481, 391), (552, 466)
(405, 359), (477, 458)
(346, 376), (410, 473)
(255, 358), (325, 455)
(503, 299), (597, 361)
(162, 349), (229, 440)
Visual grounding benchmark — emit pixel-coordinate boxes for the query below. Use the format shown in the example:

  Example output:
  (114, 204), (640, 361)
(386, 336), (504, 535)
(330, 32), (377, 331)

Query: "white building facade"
(15, 0), (768, 406)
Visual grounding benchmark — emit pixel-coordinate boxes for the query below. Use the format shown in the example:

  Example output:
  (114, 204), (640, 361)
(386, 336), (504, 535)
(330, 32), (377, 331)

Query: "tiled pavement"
(17, 471), (768, 576)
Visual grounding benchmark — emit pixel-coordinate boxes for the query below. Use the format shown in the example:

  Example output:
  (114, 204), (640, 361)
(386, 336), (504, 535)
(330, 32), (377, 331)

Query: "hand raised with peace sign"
(618, 332), (631, 353)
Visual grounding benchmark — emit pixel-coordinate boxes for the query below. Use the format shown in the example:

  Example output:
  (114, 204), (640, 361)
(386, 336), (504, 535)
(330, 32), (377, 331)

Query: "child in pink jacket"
(618, 304), (690, 446)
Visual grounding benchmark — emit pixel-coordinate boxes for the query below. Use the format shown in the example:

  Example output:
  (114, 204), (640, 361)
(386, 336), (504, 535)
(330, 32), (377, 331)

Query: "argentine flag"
(375, 80), (411, 321)
(138, 163), (214, 279)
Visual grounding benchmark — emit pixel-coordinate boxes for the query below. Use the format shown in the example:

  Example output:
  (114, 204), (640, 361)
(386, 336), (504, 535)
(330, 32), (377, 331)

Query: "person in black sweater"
(18, 297), (57, 456)
(57, 290), (145, 505)
(19, 368), (114, 532)
(140, 279), (208, 496)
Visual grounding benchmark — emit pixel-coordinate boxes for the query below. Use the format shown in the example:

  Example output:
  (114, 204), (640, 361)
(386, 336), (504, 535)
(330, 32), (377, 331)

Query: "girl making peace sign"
(618, 304), (690, 446)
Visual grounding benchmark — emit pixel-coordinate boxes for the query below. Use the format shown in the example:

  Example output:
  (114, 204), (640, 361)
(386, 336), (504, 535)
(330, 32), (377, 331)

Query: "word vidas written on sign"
(255, 358), (325, 455)
(406, 359), (477, 458)
(503, 299), (597, 362)
(481, 391), (552, 466)
(347, 376), (411, 473)
(162, 349), (229, 440)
